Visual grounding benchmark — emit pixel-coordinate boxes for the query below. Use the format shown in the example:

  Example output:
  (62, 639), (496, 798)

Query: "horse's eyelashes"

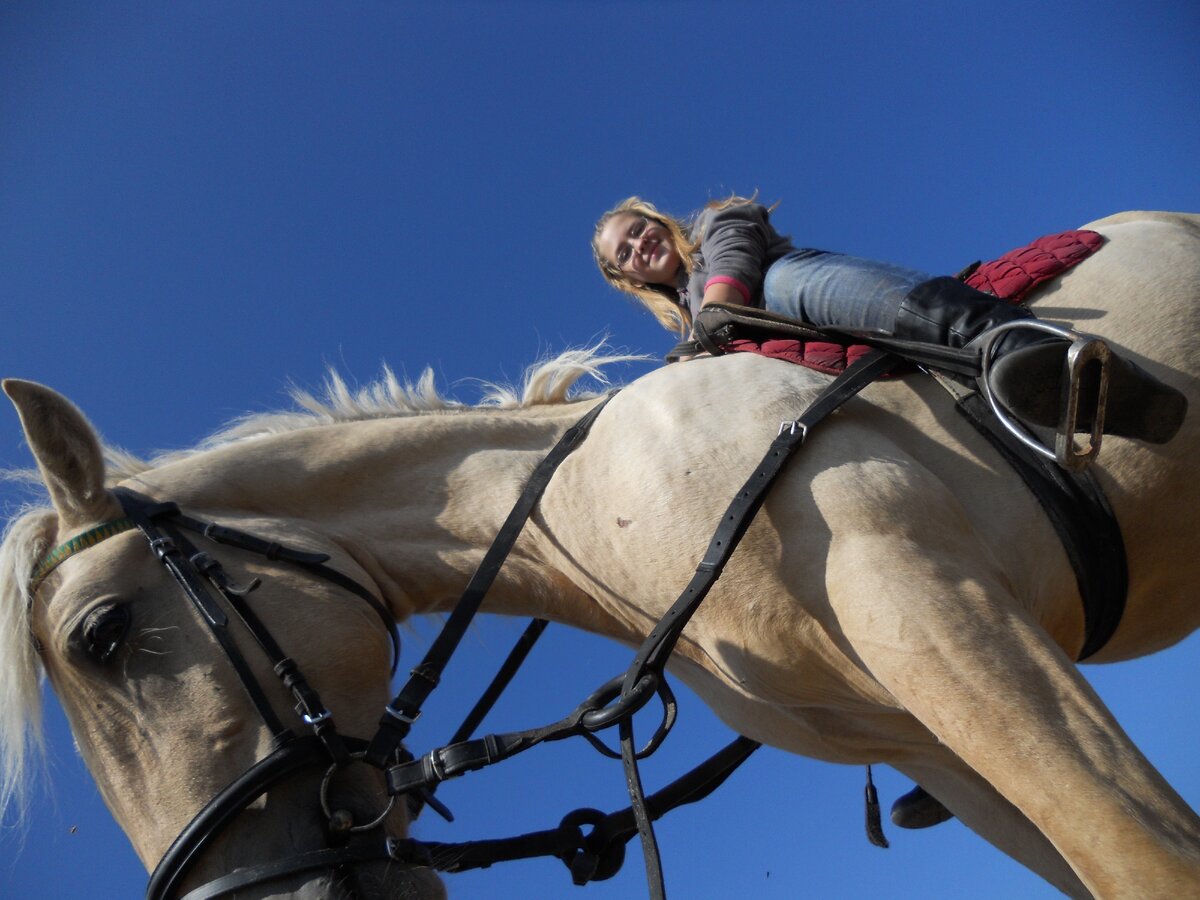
(79, 604), (132, 665)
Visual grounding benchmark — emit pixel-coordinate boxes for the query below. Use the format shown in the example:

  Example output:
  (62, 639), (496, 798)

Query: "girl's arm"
(700, 279), (747, 309)
(694, 204), (772, 309)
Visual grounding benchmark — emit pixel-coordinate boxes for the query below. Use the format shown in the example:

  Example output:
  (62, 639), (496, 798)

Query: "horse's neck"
(156, 403), (605, 626)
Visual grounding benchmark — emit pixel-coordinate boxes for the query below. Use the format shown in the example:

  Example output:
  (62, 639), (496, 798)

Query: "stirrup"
(977, 320), (1111, 472)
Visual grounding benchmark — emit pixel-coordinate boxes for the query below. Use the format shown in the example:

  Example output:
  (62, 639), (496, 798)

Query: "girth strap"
(952, 390), (1127, 658)
(693, 302), (1129, 658)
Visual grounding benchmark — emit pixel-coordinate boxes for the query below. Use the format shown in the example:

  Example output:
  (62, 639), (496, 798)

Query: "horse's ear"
(3, 379), (123, 529)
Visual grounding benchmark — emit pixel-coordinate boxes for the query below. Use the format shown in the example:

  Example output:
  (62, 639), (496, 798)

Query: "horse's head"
(2, 380), (444, 899)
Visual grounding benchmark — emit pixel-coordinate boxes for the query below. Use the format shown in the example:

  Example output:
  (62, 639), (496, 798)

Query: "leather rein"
(33, 353), (897, 899)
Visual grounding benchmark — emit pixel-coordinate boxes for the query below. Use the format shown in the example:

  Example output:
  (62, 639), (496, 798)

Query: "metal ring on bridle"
(320, 751), (397, 833)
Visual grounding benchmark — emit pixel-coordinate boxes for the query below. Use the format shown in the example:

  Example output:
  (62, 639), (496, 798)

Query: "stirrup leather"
(977, 320), (1111, 472)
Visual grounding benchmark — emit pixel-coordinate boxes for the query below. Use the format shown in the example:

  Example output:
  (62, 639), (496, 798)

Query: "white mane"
(107, 345), (642, 479)
(0, 346), (646, 826)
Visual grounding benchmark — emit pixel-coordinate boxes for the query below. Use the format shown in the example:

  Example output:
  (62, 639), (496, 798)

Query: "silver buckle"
(426, 749), (448, 782)
(384, 705), (420, 725)
(302, 708), (333, 726)
(778, 420), (808, 440)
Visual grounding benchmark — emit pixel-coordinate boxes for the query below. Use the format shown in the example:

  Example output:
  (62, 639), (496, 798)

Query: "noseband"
(32, 359), (900, 900)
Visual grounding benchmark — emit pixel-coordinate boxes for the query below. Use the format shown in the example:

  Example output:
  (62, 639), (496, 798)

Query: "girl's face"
(597, 212), (682, 287)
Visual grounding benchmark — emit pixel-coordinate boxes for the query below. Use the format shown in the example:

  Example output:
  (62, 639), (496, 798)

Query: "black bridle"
(38, 354), (902, 899)
(113, 492), (401, 899)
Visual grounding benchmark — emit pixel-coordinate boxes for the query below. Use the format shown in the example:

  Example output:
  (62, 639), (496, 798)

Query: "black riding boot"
(892, 277), (1187, 444)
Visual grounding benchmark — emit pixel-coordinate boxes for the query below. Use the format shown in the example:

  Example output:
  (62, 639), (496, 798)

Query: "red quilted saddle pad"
(964, 229), (1104, 301)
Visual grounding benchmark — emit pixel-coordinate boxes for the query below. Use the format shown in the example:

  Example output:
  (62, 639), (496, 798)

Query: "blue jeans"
(762, 249), (932, 334)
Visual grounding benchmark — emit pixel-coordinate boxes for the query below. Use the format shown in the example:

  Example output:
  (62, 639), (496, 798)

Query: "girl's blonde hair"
(592, 194), (764, 336)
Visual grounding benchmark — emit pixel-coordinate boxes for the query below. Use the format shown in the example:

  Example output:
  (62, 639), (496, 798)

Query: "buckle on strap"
(977, 320), (1109, 472)
(778, 419), (808, 439)
(383, 704), (421, 726)
(386, 735), (509, 795)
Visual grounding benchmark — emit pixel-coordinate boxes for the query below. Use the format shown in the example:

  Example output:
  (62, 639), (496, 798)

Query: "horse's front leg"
(894, 752), (1090, 896)
(813, 466), (1200, 897)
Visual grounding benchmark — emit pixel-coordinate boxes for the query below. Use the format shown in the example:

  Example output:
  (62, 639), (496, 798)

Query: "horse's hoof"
(890, 785), (954, 829)
(989, 342), (1188, 444)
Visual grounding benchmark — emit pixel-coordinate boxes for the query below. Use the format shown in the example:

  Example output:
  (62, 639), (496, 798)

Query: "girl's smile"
(597, 212), (682, 286)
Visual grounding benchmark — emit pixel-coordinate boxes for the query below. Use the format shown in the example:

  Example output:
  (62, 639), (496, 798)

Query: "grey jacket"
(680, 202), (794, 321)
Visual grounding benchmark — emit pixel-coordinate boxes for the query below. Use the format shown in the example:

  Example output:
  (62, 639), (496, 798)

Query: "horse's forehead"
(38, 530), (164, 632)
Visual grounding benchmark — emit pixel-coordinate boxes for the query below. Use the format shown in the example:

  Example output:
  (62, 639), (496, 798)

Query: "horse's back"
(1031, 212), (1200, 368)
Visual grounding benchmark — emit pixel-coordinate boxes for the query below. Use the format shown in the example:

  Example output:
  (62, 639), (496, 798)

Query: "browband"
(29, 517), (136, 594)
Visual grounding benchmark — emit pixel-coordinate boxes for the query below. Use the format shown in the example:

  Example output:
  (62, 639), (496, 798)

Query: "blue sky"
(2, 2), (1199, 897)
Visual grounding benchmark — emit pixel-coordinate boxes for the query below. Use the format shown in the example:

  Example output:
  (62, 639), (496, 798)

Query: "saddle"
(673, 229), (1105, 373)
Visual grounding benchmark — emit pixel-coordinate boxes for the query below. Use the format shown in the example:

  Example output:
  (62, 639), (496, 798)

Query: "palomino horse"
(2, 211), (1199, 898)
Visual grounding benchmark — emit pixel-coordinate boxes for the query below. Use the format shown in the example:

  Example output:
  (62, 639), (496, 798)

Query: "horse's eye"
(81, 604), (131, 664)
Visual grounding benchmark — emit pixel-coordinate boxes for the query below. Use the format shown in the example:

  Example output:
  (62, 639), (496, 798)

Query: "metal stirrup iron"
(976, 320), (1111, 471)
